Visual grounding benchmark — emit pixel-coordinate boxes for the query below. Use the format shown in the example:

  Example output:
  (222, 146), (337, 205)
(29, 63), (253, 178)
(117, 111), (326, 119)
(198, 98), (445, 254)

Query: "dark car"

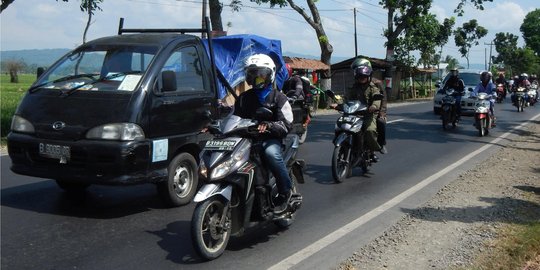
(7, 26), (223, 206)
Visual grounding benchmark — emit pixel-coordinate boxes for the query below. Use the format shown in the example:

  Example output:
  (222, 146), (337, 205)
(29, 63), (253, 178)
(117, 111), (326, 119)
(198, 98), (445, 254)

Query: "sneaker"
(370, 153), (379, 163)
(379, 145), (388, 154)
(273, 190), (292, 215)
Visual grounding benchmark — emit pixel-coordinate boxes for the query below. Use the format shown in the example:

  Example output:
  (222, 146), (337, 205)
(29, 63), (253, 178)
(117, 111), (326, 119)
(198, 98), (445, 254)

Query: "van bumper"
(7, 132), (166, 185)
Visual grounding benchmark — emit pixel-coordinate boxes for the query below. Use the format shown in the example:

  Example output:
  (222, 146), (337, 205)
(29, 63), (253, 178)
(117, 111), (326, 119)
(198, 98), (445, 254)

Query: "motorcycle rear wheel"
(332, 144), (350, 183)
(191, 197), (231, 261)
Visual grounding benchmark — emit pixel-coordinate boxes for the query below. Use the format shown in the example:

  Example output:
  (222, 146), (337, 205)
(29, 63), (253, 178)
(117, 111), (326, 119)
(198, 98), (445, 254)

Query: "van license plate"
(39, 143), (71, 162)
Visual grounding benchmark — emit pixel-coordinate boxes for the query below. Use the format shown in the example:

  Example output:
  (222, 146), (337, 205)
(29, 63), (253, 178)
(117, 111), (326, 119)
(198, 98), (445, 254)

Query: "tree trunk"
(9, 70), (18, 83)
(83, 1), (92, 44)
(209, 0), (223, 32)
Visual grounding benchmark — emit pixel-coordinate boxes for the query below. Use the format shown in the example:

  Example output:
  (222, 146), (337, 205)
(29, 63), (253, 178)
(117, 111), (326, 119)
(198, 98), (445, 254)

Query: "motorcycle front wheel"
(478, 118), (487, 137)
(332, 144), (351, 183)
(191, 197), (231, 261)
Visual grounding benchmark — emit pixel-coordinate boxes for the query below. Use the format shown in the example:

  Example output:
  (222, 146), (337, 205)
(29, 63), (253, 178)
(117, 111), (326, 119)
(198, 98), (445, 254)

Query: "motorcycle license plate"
(204, 140), (238, 151)
(39, 143), (71, 161)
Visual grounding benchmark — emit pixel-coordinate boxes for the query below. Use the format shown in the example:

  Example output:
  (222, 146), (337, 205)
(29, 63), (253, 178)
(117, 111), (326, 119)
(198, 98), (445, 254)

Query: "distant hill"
(1, 49), (71, 67)
(283, 51), (349, 64)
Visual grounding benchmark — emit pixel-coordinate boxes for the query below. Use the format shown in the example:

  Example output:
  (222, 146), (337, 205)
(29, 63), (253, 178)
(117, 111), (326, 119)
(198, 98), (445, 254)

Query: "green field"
(1, 74), (35, 138)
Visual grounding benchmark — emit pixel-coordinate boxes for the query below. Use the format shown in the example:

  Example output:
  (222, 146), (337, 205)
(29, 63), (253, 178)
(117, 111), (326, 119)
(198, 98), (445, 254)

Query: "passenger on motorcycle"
(332, 57), (383, 160)
(442, 68), (465, 120)
(234, 53), (295, 214)
(283, 64), (310, 101)
(472, 71), (496, 125)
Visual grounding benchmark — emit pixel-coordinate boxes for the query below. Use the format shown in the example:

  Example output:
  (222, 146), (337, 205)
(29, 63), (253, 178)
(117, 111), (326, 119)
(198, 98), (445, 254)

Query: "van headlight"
(86, 123), (145, 141)
(11, 115), (35, 134)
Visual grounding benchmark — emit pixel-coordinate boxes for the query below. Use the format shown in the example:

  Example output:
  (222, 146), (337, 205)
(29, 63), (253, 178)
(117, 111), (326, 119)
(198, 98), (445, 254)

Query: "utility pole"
(201, 0), (207, 39)
(485, 42), (494, 71)
(354, 8), (358, 57)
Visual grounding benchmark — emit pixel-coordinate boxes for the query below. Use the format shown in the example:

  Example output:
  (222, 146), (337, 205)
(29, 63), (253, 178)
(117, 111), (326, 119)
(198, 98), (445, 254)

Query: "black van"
(7, 22), (225, 206)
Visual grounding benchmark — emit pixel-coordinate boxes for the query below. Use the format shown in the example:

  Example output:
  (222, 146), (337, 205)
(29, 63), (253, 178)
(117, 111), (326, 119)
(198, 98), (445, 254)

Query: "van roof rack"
(117, 17), (209, 36)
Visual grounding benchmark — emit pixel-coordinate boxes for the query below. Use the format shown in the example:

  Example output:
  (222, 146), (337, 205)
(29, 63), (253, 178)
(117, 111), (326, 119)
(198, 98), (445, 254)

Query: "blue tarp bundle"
(203, 34), (289, 99)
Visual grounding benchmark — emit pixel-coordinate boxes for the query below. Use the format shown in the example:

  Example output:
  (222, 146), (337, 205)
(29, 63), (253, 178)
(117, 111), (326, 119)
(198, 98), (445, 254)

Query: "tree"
(511, 47), (540, 76)
(493, 32), (518, 67)
(454, 19), (487, 69)
(520, 8), (540, 56)
(443, 55), (460, 71)
(0, 0), (14, 13)
(251, 0), (333, 91)
(5, 60), (25, 83)
(54, 0), (103, 44)
(209, 0), (241, 33)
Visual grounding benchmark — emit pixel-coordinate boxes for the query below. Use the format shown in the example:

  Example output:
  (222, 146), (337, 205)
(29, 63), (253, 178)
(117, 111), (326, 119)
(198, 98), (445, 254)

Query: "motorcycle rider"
(495, 73), (508, 98)
(511, 73), (531, 105)
(331, 57), (383, 160)
(472, 71), (496, 126)
(233, 53), (295, 215)
(442, 68), (465, 120)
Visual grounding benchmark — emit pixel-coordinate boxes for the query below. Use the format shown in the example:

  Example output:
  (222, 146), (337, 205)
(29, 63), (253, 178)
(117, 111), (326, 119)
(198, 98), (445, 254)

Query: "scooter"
(326, 90), (383, 183)
(191, 108), (304, 260)
(472, 92), (494, 137)
(440, 88), (459, 130)
(513, 87), (527, 112)
(496, 84), (505, 103)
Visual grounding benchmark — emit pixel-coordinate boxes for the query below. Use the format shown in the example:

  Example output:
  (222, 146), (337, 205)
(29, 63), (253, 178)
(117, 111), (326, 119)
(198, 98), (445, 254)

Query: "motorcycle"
(513, 87), (527, 112)
(495, 84), (505, 103)
(191, 108), (305, 260)
(527, 85), (538, 106)
(472, 92), (494, 137)
(326, 90), (383, 183)
(440, 88), (459, 130)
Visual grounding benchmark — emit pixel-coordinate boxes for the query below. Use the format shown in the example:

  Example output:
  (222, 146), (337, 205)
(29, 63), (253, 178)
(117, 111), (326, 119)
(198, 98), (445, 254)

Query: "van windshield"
(34, 45), (158, 93)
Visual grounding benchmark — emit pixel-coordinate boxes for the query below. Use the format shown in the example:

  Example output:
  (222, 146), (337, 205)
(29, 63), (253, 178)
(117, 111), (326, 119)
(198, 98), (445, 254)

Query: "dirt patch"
(337, 121), (540, 270)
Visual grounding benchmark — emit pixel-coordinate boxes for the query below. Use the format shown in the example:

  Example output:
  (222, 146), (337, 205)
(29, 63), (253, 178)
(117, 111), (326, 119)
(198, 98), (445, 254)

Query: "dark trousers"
(377, 117), (386, 146)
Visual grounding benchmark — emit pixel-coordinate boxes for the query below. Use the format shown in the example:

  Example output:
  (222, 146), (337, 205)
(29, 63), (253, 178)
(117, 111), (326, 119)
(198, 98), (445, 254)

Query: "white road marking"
(387, 119), (404, 123)
(268, 112), (540, 270)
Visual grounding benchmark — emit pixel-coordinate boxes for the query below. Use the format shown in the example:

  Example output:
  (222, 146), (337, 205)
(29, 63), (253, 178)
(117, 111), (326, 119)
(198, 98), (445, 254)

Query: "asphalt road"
(2, 99), (539, 270)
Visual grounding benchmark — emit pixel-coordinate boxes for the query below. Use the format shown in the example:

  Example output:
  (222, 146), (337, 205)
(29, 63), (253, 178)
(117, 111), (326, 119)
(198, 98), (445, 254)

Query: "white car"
(433, 69), (482, 115)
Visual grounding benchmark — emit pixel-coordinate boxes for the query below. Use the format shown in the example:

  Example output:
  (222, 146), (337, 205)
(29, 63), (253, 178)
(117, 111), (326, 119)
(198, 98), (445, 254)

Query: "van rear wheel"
(157, 152), (198, 207)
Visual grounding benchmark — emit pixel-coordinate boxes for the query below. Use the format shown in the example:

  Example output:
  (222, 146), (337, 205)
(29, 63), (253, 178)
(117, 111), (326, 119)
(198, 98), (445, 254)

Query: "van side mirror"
(161, 70), (177, 92)
(37, 67), (45, 79)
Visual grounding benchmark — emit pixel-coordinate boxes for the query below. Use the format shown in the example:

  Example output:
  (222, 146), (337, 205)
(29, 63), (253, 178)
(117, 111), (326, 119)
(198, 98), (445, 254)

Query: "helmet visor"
(354, 65), (372, 79)
(245, 67), (272, 88)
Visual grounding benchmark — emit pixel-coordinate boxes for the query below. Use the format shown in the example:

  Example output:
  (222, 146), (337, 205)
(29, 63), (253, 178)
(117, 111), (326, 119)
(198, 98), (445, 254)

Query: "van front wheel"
(157, 152), (198, 207)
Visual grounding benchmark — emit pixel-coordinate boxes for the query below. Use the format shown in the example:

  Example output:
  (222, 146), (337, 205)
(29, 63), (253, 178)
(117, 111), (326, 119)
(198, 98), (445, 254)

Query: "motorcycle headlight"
(86, 123), (145, 141)
(210, 140), (250, 180)
(199, 159), (208, 179)
(10, 115), (35, 134)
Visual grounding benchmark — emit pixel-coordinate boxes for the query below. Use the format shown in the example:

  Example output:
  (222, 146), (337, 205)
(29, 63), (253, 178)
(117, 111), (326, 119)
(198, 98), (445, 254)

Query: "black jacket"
(233, 87), (293, 139)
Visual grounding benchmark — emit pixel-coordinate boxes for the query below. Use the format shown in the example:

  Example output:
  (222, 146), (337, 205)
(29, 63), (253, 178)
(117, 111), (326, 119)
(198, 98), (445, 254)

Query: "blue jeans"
(455, 96), (462, 116)
(262, 139), (292, 194)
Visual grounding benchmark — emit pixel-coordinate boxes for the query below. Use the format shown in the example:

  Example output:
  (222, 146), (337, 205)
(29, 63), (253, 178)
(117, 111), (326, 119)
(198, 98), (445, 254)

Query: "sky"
(0, 0), (538, 66)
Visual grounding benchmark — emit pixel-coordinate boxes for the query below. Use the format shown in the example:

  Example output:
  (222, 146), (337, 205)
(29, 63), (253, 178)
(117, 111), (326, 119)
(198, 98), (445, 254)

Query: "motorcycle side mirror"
(325, 89), (337, 100)
(254, 107), (273, 121)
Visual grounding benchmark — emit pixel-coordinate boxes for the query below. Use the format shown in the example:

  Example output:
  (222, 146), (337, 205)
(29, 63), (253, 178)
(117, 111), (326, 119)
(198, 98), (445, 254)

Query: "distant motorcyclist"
(495, 73), (508, 98)
(472, 71), (496, 125)
(442, 68), (465, 120)
(331, 57), (383, 160)
(511, 73), (531, 105)
(234, 53), (295, 214)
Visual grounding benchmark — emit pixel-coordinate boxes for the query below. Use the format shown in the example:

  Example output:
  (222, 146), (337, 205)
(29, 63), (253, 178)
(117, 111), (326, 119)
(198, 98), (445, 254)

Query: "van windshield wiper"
(28, 73), (100, 93)
(61, 71), (142, 97)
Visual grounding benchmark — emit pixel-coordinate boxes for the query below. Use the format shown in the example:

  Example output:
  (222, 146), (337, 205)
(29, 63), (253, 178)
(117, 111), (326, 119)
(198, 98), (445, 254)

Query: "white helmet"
(244, 54), (276, 88)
